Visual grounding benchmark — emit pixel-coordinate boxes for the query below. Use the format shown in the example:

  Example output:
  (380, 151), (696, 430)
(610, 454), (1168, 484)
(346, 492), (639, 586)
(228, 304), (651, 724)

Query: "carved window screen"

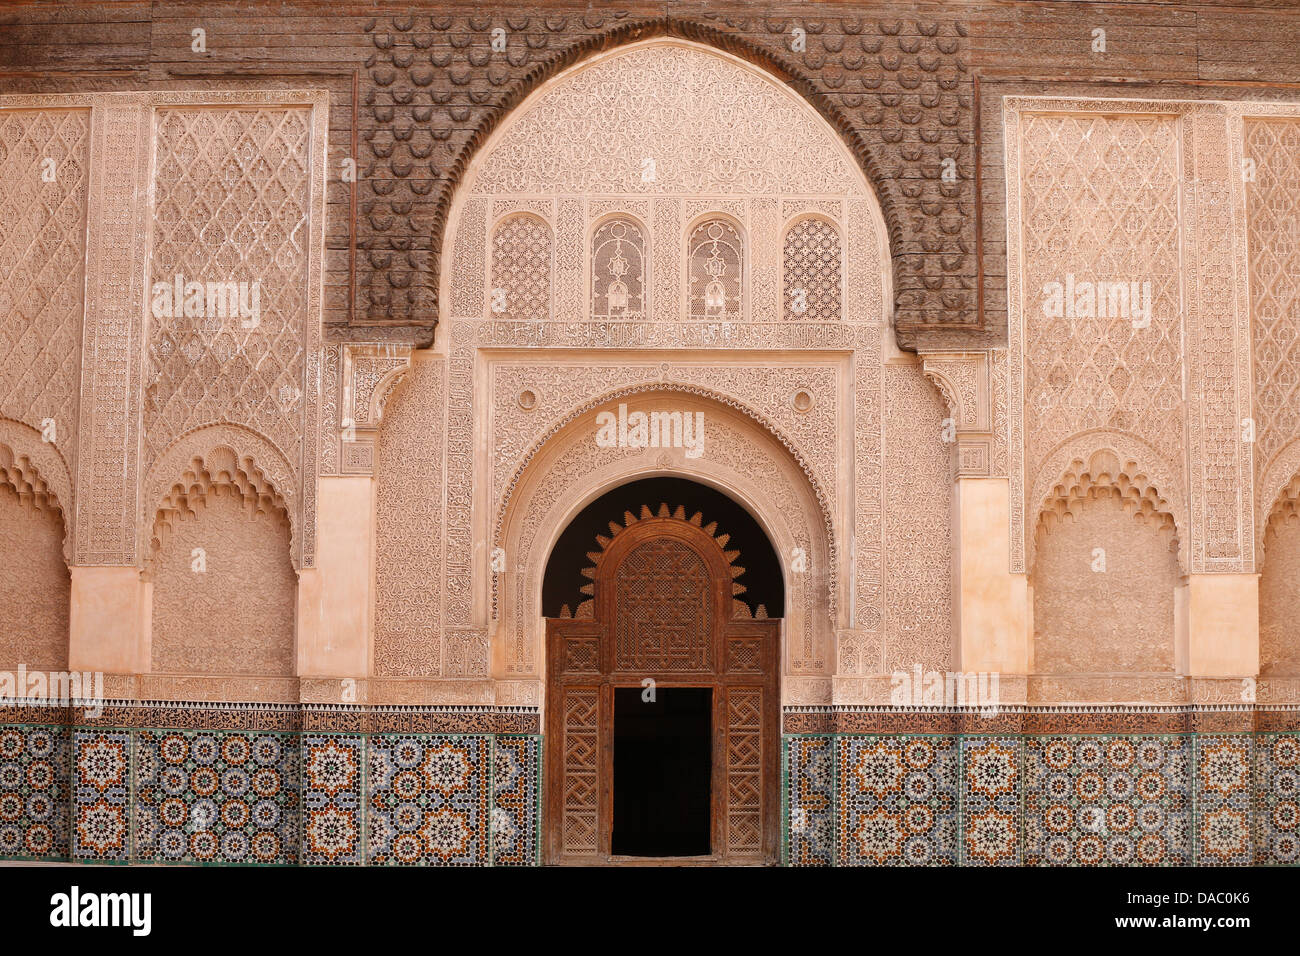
(783, 218), (842, 321)
(591, 217), (646, 320)
(687, 218), (742, 320)
(489, 213), (552, 320)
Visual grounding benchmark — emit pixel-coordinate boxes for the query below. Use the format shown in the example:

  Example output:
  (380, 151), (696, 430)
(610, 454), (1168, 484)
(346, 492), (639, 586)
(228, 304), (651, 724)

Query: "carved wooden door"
(545, 505), (780, 865)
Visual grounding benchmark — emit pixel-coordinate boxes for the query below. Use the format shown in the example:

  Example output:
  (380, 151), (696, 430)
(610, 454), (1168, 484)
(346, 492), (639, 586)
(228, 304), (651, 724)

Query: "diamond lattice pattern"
(1245, 118), (1300, 475)
(0, 109), (90, 467)
(1020, 113), (1184, 475)
(146, 108), (311, 474)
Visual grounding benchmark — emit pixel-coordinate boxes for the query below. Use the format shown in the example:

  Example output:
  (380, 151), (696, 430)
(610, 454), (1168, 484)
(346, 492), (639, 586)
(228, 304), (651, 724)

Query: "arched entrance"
(544, 480), (781, 865)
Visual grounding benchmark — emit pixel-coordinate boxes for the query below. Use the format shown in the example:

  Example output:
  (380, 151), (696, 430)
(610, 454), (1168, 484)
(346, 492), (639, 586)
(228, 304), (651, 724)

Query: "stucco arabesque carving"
(490, 377), (840, 621)
(1259, 437), (1300, 568)
(919, 351), (992, 477)
(141, 423), (298, 572)
(331, 343), (415, 477)
(1027, 430), (1189, 577)
(0, 89), (329, 570)
(359, 22), (974, 335)
(1003, 94), (1263, 576)
(496, 396), (832, 682)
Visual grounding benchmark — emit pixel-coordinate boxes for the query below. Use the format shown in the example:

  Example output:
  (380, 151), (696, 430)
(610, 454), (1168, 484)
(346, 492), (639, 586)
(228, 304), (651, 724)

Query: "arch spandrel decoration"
(467, 43), (869, 198)
(496, 390), (832, 687)
(444, 39), (888, 328)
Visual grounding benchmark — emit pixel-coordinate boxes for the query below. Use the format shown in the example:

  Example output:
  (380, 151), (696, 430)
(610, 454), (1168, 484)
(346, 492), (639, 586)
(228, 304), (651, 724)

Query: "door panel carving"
(613, 537), (712, 673)
(546, 505), (779, 864)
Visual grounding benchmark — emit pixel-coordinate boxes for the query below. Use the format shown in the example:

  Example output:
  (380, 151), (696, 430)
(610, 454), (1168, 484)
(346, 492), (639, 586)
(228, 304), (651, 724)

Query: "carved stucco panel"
(416, 40), (900, 703)
(145, 98), (327, 566)
(1242, 110), (1300, 566)
(469, 44), (866, 198)
(0, 107), (89, 481)
(374, 356), (445, 678)
(0, 418), (74, 563)
(849, 325), (884, 670)
(0, 90), (328, 571)
(1004, 95), (1266, 575)
(489, 362), (840, 520)
(1027, 430), (1188, 576)
(1183, 105), (1253, 572)
(141, 423), (297, 569)
(882, 363), (955, 673)
(75, 99), (151, 565)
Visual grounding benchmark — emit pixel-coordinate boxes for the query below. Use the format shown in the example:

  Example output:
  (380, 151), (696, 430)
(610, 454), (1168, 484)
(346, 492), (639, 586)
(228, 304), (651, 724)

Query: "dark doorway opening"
(611, 686), (712, 857)
(543, 476), (785, 619)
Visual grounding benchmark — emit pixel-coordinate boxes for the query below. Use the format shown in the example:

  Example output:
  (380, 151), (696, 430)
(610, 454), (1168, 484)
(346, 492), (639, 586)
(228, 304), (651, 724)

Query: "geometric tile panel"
(12, 726), (539, 866)
(783, 735), (835, 866)
(1195, 734), (1254, 865)
(34, 726), (1300, 866)
(837, 735), (958, 866)
(72, 728), (131, 862)
(1255, 733), (1300, 865)
(1024, 735), (1191, 866)
(491, 735), (540, 866)
(366, 735), (490, 866)
(134, 730), (300, 865)
(0, 724), (70, 862)
(960, 736), (1022, 866)
(301, 733), (364, 866)
(786, 733), (1300, 868)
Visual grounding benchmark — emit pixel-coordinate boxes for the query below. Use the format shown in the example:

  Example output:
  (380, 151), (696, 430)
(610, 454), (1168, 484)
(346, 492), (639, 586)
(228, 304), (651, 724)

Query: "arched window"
(591, 217), (646, 319)
(489, 214), (552, 320)
(783, 218), (842, 321)
(687, 218), (742, 320)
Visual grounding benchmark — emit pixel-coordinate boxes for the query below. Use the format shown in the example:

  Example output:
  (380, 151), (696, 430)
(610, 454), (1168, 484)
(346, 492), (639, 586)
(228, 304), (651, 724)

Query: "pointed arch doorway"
(543, 478), (782, 865)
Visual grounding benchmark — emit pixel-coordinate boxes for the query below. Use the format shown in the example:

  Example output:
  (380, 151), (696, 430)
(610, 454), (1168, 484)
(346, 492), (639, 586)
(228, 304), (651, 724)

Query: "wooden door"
(545, 506), (780, 865)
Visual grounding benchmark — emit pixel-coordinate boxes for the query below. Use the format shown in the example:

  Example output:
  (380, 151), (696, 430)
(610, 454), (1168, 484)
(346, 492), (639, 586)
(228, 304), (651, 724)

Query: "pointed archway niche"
(370, 36), (959, 713)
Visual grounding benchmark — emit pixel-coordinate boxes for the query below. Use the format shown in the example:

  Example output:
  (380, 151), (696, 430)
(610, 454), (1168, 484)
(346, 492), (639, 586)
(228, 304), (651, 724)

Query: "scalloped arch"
(1030, 434), (1187, 576)
(0, 417), (74, 564)
(557, 502), (765, 623)
(142, 424), (298, 569)
(1259, 436), (1300, 568)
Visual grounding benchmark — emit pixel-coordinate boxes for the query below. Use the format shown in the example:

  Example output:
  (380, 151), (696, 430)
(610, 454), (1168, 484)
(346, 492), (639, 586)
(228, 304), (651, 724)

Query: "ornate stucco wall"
(0, 2), (1299, 867)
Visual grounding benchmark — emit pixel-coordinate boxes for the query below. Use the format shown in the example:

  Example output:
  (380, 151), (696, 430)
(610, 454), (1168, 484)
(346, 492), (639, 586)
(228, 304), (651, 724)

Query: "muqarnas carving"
(1033, 451), (1178, 675)
(149, 447), (295, 676)
(0, 443), (69, 671)
(1261, 478), (1300, 676)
